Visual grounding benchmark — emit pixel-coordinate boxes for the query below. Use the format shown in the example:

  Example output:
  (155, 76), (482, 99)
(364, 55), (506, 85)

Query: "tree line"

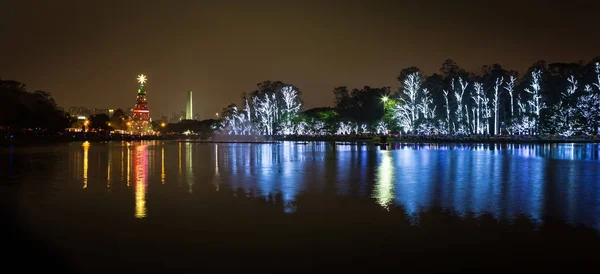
(0, 79), (70, 131)
(217, 58), (600, 137)
(0, 79), (143, 133)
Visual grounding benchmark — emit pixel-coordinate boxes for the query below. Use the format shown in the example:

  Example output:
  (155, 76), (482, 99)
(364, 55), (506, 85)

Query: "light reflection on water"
(3, 141), (600, 229)
(133, 144), (148, 219)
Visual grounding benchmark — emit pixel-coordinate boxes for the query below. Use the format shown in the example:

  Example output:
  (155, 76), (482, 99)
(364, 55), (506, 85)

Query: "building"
(130, 74), (152, 135)
(185, 90), (194, 120)
(68, 107), (116, 119)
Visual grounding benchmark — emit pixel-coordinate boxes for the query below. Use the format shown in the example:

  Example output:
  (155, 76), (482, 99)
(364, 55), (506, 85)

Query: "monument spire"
(186, 90), (193, 120)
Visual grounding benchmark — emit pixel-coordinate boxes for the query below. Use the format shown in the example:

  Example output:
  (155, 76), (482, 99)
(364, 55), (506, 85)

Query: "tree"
(110, 108), (128, 130)
(453, 77), (469, 134)
(576, 85), (600, 135)
(549, 76), (579, 137)
(89, 114), (111, 130)
(525, 69), (544, 134)
(393, 72), (421, 133)
(253, 93), (277, 135)
(442, 88), (451, 134)
(492, 77), (503, 135)
(333, 86), (351, 115)
(471, 82), (484, 134)
(0, 80), (69, 131)
(504, 76), (516, 120)
(439, 59), (465, 78)
(280, 86), (302, 135)
(418, 88), (436, 120)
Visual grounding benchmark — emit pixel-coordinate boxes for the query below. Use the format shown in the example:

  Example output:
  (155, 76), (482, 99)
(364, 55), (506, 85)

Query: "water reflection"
(107, 145), (112, 189)
(126, 143), (131, 187)
(186, 143), (193, 193)
(133, 143), (148, 219)
(82, 141), (90, 189)
(58, 141), (600, 229)
(214, 144), (219, 191)
(161, 146), (165, 184)
(374, 151), (394, 209)
(178, 142), (182, 179)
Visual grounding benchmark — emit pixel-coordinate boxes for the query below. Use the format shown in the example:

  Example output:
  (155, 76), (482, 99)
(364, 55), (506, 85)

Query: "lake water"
(2, 141), (600, 271)
(5, 141), (600, 226)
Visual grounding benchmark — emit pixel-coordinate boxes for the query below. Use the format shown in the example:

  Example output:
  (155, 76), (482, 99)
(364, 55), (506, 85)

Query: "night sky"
(2, 0), (599, 119)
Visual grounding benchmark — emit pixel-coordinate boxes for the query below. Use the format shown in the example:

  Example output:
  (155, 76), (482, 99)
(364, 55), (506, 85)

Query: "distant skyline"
(2, 0), (600, 119)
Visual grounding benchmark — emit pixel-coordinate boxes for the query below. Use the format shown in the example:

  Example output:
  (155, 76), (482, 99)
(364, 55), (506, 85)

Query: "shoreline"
(2, 133), (600, 147)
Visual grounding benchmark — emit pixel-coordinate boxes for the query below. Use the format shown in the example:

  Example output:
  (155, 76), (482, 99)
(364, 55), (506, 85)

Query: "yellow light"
(82, 141), (90, 189)
(161, 147), (165, 184)
(107, 122), (111, 126)
(137, 74), (147, 85)
(160, 122), (166, 128)
(134, 145), (147, 219)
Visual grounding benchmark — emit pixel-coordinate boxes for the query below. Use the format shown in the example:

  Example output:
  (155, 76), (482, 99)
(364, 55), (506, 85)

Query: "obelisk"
(185, 90), (193, 120)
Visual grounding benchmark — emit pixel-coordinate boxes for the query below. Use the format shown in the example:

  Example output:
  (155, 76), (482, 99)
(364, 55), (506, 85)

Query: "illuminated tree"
(595, 62), (600, 90)
(453, 77), (469, 134)
(393, 72), (421, 133)
(280, 86), (302, 135)
(492, 77), (503, 135)
(360, 124), (368, 134)
(336, 121), (352, 135)
(442, 89), (451, 134)
(504, 76), (516, 119)
(549, 76), (580, 137)
(375, 120), (388, 135)
(472, 82), (484, 134)
(418, 88), (436, 120)
(577, 85), (600, 136)
(253, 93), (277, 135)
(482, 95), (491, 134)
(220, 104), (252, 135)
(525, 69), (544, 133)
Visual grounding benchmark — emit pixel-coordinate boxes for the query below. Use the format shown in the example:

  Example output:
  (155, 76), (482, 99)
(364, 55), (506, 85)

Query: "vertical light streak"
(107, 145), (111, 189)
(127, 142), (131, 187)
(215, 144), (219, 175)
(161, 146), (165, 184)
(374, 151), (395, 209)
(186, 142), (193, 193)
(133, 144), (148, 219)
(120, 144), (124, 181)
(82, 141), (90, 189)
(214, 144), (220, 191)
(178, 142), (182, 177)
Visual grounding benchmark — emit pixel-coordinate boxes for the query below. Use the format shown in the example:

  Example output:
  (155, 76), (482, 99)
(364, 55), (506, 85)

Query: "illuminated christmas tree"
(131, 74), (152, 135)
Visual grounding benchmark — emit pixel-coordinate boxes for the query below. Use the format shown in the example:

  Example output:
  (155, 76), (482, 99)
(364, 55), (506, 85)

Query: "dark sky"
(2, 0), (599, 119)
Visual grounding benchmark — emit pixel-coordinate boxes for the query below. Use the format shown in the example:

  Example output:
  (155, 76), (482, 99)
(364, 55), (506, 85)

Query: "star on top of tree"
(137, 74), (147, 85)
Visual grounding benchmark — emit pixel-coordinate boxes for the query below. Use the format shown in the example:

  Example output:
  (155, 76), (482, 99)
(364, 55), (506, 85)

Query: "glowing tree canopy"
(214, 60), (600, 138)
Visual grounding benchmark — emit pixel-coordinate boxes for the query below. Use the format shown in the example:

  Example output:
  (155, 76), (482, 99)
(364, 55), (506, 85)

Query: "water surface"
(3, 141), (600, 228)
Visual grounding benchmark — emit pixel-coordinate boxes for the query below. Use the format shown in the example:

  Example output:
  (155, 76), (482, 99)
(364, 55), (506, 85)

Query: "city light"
(382, 96), (389, 102)
(160, 122), (166, 127)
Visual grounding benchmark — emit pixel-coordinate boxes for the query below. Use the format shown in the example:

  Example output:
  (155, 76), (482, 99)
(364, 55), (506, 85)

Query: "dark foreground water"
(2, 141), (600, 272)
